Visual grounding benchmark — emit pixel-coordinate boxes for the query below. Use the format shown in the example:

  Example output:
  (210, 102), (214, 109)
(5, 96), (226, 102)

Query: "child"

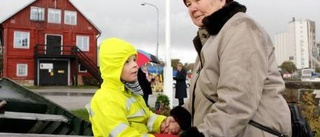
(86, 38), (179, 137)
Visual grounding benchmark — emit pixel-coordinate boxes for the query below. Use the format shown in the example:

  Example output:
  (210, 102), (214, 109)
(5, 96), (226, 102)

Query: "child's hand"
(160, 116), (175, 133)
(167, 121), (181, 135)
(160, 116), (181, 134)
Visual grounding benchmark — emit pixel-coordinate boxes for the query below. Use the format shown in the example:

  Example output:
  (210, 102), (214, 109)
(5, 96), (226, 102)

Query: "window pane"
(17, 64), (28, 76)
(14, 31), (30, 49)
(30, 7), (45, 21)
(76, 36), (89, 51)
(79, 64), (87, 72)
(48, 8), (61, 24)
(64, 10), (77, 25)
(71, 16), (76, 24)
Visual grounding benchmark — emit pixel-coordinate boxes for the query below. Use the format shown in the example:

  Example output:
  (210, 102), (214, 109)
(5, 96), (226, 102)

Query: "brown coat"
(184, 12), (292, 137)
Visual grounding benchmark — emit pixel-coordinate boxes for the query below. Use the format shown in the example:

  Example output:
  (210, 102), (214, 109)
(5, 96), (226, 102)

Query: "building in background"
(0, 0), (102, 86)
(274, 18), (317, 69)
(318, 43), (320, 60)
(274, 32), (290, 66)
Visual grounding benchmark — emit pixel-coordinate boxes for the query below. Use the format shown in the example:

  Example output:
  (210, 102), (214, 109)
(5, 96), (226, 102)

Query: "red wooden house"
(0, 0), (102, 86)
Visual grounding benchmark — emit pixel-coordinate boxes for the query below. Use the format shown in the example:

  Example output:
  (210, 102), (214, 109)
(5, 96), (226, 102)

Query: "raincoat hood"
(99, 38), (137, 87)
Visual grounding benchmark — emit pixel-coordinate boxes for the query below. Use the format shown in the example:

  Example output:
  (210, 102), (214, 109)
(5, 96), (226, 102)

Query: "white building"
(274, 32), (290, 66)
(274, 18), (317, 69)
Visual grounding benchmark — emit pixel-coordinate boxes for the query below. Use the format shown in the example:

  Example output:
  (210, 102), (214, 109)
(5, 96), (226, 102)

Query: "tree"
(280, 61), (297, 73)
(300, 91), (320, 135)
(315, 67), (320, 73)
(171, 59), (180, 69)
(170, 59), (194, 72)
(184, 63), (194, 72)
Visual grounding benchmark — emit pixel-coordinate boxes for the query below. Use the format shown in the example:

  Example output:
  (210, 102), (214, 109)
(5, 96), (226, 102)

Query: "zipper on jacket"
(191, 67), (201, 125)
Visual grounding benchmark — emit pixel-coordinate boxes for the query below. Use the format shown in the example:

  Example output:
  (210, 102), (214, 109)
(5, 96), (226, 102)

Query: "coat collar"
(193, 1), (246, 54)
(203, 1), (246, 35)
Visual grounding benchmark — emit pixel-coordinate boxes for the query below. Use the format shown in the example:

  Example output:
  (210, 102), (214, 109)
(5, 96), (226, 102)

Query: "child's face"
(121, 55), (138, 82)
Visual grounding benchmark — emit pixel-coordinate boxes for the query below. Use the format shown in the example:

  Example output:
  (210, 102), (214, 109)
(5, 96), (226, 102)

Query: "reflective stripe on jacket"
(89, 88), (165, 137)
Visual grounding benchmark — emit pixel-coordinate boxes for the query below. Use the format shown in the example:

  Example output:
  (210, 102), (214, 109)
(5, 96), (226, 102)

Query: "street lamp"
(164, 0), (173, 108)
(141, 2), (159, 58)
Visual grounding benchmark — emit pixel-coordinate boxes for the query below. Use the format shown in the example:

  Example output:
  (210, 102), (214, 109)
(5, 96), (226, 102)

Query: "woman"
(170, 0), (292, 137)
(174, 62), (187, 106)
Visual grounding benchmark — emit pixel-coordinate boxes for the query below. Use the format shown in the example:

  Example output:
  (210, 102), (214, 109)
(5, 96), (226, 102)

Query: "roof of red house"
(0, 0), (101, 34)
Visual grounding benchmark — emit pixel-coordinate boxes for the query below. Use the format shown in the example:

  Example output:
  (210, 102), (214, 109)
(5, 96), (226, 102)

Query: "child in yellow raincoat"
(86, 38), (180, 137)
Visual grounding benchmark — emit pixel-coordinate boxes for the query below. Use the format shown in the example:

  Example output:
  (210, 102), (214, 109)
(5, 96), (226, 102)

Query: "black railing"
(72, 46), (102, 84)
(34, 44), (75, 56)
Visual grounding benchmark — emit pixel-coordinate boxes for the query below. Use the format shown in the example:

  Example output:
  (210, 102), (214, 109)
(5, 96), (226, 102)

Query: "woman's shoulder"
(227, 13), (263, 31)
(230, 12), (254, 22)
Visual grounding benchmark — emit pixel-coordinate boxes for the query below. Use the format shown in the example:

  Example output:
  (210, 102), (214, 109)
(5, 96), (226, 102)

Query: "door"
(39, 60), (68, 86)
(46, 35), (61, 55)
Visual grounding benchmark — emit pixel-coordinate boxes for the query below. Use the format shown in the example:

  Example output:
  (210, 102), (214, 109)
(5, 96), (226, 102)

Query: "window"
(48, 8), (61, 24)
(79, 64), (87, 72)
(14, 31), (30, 49)
(76, 35), (89, 51)
(289, 56), (294, 60)
(17, 64), (28, 76)
(64, 10), (77, 25)
(30, 6), (45, 21)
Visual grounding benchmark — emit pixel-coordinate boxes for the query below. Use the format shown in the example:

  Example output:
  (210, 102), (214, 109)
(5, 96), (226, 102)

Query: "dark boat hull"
(0, 78), (93, 136)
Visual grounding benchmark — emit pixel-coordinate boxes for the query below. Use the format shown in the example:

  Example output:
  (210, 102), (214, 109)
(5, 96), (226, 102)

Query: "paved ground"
(30, 86), (189, 110)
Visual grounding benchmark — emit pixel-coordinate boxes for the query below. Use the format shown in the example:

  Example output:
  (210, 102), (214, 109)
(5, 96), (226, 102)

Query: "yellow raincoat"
(87, 38), (166, 137)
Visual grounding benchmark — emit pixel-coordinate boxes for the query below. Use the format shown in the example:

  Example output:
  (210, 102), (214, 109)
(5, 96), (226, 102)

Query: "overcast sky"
(1, 0), (320, 63)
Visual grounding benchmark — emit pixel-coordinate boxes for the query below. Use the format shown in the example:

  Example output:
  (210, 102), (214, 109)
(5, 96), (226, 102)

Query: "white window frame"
(48, 8), (61, 24)
(16, 64), (28, 77)
(30, 6), (45, 21)
(14, 31), (30, 49)
(64, 10), (77, 25)
(79, 64), (87, 72)
(76, 35), (89, 51)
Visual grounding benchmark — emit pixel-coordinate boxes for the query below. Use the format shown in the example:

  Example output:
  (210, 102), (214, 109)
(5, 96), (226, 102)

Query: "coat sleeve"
(89, 96), (160, 137)
(146, 110), (167, 133)
(197, 18), (269, 136)
(170, 106), (191, 130)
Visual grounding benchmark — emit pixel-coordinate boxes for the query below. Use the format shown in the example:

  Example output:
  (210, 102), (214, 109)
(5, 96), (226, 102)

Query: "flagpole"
(163, 0), (173, 109)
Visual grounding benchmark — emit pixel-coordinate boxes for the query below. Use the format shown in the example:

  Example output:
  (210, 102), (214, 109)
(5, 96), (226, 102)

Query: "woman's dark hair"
(226, 0), (234, 4)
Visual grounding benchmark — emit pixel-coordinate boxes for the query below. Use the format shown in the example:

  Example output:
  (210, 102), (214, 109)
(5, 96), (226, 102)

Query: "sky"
(1, 0), (320, 64)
